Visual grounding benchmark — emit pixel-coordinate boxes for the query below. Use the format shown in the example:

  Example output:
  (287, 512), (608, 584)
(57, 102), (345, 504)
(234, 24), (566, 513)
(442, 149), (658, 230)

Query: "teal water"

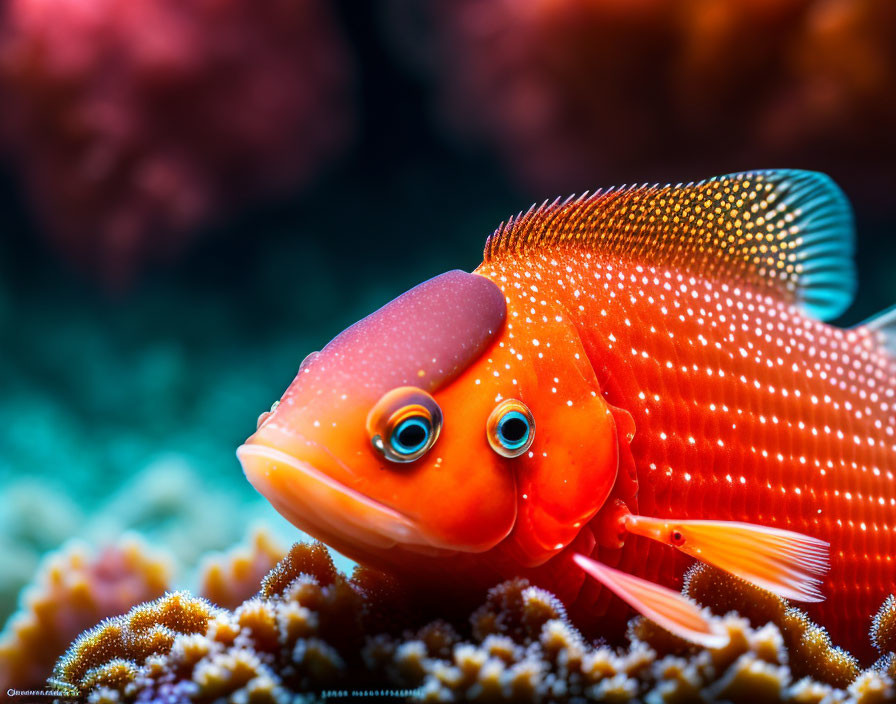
(0, 157), (518, 623)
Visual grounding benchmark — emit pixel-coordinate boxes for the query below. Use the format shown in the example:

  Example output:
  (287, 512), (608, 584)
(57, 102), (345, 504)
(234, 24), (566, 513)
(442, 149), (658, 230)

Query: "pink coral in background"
(0, 0), (354, 288)
(0, 537), (170, 692)
(416, 0), (896, 202)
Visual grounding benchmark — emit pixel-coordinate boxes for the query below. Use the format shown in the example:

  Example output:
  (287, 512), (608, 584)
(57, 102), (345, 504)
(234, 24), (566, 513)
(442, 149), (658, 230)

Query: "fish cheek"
(508, 395), (619, 567)
(502, 321), (621, 568)
(409, 439), (518, 552)
(397, 376), (518, 553)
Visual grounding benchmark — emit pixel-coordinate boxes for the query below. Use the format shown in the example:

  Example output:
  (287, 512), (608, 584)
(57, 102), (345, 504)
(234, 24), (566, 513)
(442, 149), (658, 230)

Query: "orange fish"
(239, 170), (895, 655)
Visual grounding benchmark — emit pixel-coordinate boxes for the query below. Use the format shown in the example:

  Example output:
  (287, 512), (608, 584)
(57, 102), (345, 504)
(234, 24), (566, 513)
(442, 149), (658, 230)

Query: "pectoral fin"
(572, 553), (728, 649)
(624, 515), (829, 603)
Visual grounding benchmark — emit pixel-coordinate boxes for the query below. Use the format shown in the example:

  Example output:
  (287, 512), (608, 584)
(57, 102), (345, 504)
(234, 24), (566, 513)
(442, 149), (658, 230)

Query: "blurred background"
(0, 0), (894, 652)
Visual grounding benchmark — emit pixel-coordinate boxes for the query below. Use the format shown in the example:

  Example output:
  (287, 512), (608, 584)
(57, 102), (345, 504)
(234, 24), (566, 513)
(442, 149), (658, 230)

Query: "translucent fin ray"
(572, 554), (728, 649)
(624, 516), (830, 603)
(484, 170), (855, 320)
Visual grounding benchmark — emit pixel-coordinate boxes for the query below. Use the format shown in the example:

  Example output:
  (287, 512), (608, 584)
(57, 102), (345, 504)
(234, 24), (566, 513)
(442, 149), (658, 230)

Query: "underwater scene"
(1, 1), (896, 702)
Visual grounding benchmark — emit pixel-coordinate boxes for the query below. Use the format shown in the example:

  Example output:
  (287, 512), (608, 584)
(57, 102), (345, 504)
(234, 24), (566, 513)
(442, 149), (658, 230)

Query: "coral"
(0, 462), (282, 626)
(871, 595), (896, 679)
(0, 536), (170, 694)
(0, 243), (356, 625)
(0, 0), (354, 287)
(52, 543), (408, 702)
(197, 526), (287, 611)
(669, 563), (861, 686)
(873, 596), (896, 655)
(51, 542), (896, 703)
(0, 264), (339, 624)
(51, 591), (222, 696)
(0, 480), (85, 627)
(365, 579), (892, 703)
(408, 0), (896, 204)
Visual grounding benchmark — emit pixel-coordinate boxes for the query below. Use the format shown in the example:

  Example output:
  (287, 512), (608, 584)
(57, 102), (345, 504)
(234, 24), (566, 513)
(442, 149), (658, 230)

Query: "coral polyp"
(47, 541), (896, 703)
(51, 591), (221, 695)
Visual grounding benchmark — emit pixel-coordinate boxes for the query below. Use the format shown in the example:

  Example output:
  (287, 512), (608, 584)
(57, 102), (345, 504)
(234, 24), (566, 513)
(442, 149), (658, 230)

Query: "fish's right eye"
(487, 399), (535, 458)
(367, 387), (443, 463)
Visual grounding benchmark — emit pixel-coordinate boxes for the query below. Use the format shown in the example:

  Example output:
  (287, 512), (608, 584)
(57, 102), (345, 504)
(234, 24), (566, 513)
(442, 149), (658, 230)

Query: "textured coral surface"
(47, 542), (896, 703)
(51, 543), (411, 702)
(0, 0), (354, 286)
(0, 526), (330, 696)
(0, 537), (170, 693)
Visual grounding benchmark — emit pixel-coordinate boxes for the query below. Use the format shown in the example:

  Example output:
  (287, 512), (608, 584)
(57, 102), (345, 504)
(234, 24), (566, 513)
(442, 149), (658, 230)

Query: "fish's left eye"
(487, 399), (535, 458)
(367, 387), (443, 463)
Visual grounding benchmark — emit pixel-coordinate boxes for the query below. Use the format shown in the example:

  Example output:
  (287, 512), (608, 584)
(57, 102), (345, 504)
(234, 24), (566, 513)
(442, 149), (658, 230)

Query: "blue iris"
(390, 417), (431, 456)
(496, 410), (531, 450)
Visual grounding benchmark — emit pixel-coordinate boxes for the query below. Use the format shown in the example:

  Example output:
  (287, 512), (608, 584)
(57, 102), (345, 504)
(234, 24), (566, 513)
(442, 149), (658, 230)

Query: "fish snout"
(236, 438), (456, 556)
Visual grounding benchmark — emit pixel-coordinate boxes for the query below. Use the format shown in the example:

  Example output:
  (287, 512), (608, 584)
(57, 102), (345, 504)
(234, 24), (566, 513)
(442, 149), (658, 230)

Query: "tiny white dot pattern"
(477, 172), (890, 654)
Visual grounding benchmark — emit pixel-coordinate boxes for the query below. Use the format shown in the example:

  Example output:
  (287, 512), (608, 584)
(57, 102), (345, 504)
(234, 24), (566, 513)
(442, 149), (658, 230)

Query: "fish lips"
(237, 440), (459, 557)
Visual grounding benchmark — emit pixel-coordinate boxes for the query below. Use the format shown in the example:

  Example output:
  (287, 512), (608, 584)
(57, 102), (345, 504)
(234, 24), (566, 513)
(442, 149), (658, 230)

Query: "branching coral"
(0, 536), (170, 693)
(50, 542), (896, 703)
(0, 0), (355, 287)
(51, 591), (223, 696)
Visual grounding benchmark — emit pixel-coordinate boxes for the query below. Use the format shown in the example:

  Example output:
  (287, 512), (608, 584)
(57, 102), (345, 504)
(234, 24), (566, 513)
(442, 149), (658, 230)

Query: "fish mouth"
(237, 442), (457, 556)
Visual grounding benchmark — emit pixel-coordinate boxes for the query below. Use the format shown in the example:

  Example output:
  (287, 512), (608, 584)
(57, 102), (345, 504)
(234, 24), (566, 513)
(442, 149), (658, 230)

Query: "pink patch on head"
(299, 270), (506, 401)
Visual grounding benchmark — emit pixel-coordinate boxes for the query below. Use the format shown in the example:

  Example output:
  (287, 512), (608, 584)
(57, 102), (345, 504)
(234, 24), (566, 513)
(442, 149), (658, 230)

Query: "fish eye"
(487, 399), (535, 458)
(367, 387), (442, 463)
(392, 416), (431, 455)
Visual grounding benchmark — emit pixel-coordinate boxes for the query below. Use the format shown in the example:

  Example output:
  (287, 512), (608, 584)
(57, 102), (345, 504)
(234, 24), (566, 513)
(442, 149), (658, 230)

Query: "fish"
(238, 169), (896, 656)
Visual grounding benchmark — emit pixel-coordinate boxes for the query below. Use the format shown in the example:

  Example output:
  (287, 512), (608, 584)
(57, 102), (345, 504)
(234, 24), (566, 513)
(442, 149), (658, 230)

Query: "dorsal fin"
(484, 170), (855, 320)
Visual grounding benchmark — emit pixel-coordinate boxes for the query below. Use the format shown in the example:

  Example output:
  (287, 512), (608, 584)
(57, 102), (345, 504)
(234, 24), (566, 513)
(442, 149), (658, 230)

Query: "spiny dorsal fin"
(484, 170), (855, 321)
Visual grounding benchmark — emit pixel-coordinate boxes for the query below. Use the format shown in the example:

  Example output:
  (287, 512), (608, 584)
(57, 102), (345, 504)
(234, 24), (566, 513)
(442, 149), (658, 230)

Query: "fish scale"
(477, 240), (896, 655)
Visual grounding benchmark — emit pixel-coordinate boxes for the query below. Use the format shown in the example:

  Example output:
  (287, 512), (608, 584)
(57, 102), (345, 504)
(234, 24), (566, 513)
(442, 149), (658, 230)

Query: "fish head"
(238, 269), (624, 572)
